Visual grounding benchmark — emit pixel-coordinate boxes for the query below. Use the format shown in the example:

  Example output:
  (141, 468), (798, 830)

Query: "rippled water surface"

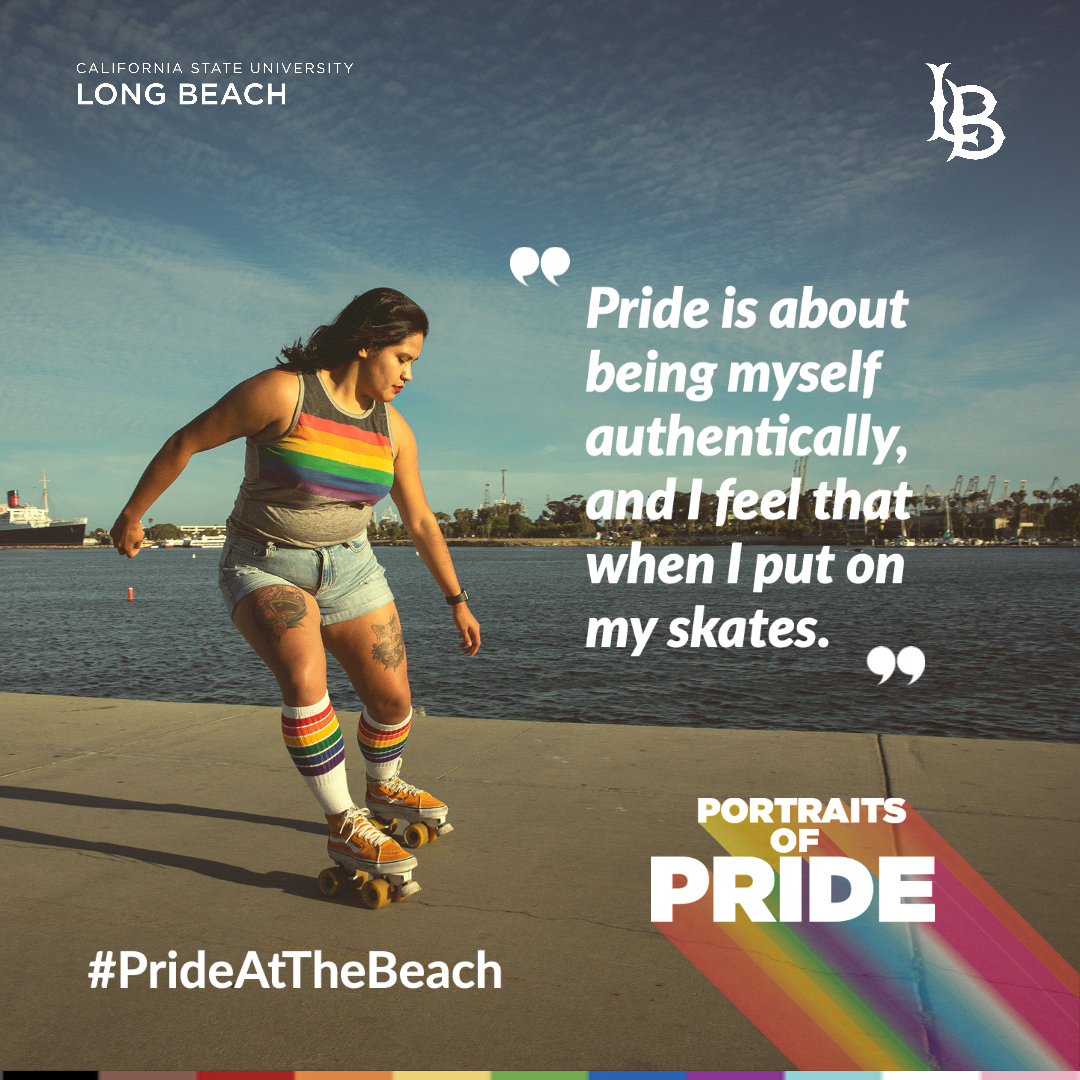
(2, 545), (1077, 741)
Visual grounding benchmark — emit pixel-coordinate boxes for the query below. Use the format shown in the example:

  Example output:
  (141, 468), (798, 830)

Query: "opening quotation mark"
(867, 646), (925, 685)
(510, 247), (570, 285)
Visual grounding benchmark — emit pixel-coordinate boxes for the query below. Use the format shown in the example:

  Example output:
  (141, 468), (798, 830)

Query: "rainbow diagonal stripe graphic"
(259, 411), (394, 504)
(655, 809), (1079, 1070)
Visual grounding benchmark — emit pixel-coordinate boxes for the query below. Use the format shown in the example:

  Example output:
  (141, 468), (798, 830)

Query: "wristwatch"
(445, 589), (470, 606)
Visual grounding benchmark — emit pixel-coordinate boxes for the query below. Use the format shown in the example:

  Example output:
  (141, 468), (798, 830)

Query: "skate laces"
(336, 806), (389, 848)
(381, 774), (423, 798)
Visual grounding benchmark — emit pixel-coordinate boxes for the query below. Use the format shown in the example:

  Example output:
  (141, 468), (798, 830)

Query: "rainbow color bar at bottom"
(83, 1069), (1080, 1079)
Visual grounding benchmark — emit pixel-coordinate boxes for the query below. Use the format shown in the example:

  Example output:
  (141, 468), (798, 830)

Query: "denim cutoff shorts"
(218, 534), (394, 626)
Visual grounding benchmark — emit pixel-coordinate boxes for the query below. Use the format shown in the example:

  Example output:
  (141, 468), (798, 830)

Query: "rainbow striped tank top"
(226, 370), (395, 548)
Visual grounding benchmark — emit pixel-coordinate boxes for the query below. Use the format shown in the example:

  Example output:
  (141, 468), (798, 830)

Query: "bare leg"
(229, 584), (416, 873)
(323, 602), (449, 842)
(230, 584), (326, 705)
(231, 583), (345, 810)
(321, 600), (411, 725)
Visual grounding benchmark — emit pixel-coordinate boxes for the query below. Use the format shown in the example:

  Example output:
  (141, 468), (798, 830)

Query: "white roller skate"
(318, 805), (421, 909)
(365, 757), (454, 849)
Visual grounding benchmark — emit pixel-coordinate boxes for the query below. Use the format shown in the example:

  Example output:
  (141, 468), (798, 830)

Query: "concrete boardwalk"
(0, 692), (1076, 1071)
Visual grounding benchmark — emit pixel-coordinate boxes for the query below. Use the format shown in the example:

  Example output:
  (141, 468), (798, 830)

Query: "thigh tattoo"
(252, 585), (308, 643)
(371, 613), (406, 671)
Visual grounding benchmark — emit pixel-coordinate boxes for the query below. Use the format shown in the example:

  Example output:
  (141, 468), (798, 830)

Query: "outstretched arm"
(388, 407), (481, 657)
(111, 369), (299, 556)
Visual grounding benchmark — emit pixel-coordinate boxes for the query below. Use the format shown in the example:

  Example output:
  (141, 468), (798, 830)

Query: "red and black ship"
(0, 479), (87, 547)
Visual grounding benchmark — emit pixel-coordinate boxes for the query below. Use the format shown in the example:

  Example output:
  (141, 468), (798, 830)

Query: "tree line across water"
(89, 483), (1079, 545)
(373, 484), (1080, 541)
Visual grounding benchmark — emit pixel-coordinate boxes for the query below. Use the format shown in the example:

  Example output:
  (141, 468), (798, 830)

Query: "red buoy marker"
(127, 587), (134, 601)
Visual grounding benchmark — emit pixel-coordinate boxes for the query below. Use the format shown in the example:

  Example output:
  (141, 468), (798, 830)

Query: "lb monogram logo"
(927, 63), (1006, 160)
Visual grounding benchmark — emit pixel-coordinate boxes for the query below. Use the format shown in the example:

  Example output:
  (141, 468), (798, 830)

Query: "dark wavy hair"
(278, 287), (429, 372)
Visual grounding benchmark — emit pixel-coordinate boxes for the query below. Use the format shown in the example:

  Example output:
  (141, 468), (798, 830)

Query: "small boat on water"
(0, 474), (87, 547)
(183, 535), (225, 549)
(152, 534), (225, 549)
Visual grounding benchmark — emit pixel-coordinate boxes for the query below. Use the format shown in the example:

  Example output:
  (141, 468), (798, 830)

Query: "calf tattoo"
(372, 613), (406, 671)
(252, 585), (308, 643)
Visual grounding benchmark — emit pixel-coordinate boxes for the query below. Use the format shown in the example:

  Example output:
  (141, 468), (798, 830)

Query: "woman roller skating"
(111, 288), (479, 907)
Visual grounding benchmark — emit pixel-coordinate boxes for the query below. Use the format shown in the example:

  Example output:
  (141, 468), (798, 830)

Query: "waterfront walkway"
(1, 691), (1076, 1071)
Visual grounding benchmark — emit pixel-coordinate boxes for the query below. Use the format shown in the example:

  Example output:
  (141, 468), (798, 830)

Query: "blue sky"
(1, 0), (1076, 528)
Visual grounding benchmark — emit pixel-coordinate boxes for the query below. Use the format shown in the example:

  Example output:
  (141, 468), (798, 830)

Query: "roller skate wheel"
(373, 815), (397, 833)
(360, 877), (392, 909)
(318, 866), (348, 897)
(402, 822), (428, 848)
(394, 880), (422, 902)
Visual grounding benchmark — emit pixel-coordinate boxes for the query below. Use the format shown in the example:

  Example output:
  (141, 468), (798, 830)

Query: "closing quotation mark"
(510, 247), (570, 286)
(866, 646), (925, 685)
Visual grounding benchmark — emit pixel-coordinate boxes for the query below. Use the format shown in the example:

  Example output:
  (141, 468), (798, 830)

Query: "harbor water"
(1, 545), (1077, 741)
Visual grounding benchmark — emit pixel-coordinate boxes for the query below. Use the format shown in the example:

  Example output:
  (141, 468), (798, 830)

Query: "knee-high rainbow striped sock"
(281, 694), (353, 815)
(357, 708), (411, 781)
